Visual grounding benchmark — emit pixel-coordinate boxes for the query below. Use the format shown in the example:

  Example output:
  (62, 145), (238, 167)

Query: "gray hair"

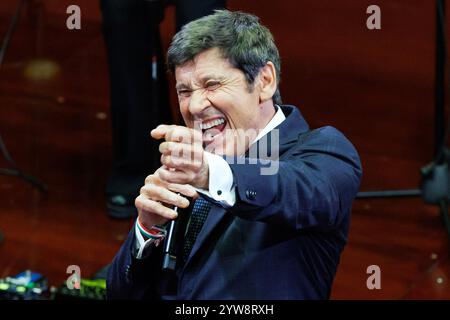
(167, 10), (282, 104)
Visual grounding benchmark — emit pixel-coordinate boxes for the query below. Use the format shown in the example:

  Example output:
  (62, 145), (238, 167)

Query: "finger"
(158, 166), (194, 184)
(159, 141), (185, 156)
(151, 124), (173, 140)
(144, 174), (157, 185)
(140, 183), (190, 208)
(167, 183), (199, 199)
(161, 154), (202, 172)
(145, 173), (170, 190)
(135, 195), (178, 220)
(187, 124), (204, 145)
(165, 126), (194, 144)
(160, 142), (204, 166)
(192, 127), (203, 145)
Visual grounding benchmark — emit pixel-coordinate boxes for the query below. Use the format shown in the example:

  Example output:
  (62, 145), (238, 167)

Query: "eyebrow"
(175, 75), (226, 91)
(175, 83), (191, 91)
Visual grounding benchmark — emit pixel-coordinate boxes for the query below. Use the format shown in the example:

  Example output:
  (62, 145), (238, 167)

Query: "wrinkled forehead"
(174, 48), (235, 83)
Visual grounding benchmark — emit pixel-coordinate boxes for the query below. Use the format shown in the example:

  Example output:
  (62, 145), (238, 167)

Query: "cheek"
(179, 97), (188, 111)
(205, 92), (221, 109)
(179, 101), (191, 122)
(235, 109), (253, 127)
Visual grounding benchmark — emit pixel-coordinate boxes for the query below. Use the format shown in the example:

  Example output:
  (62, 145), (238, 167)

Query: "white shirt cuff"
(134, 221), (155, 259)
(195, 152), (236, 208)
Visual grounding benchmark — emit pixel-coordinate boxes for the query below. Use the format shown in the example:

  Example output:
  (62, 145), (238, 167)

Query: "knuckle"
(157, 168), (166, 179)
(149, 186), (163, 199)
(173, 144), (183, 157)
(164, 129), (173, 141)
(136, 197), (154, 214)
(171, 128), (182, 141)
(144, 174), (154, 184)
(162, 155), (171, 166)
(142, 183), (155, 194)
(134, 196), (142, 208)
(146, 186), (159, 200)
(158, 142), (165, 154)
(163, 142), (172, 154)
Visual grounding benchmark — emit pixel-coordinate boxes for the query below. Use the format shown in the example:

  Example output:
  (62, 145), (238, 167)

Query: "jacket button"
(125, 265), (131, 282)
(245, 190), (256, 200)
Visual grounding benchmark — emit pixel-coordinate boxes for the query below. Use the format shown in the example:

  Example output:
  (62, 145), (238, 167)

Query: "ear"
(257, 61), (277, 103)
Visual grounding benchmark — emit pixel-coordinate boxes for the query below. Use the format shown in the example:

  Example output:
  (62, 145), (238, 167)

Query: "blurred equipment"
(421, 149), (450, 239)
(0, 0), (48, 245)
(52, 278), (106, 300)
(51, 264), (107, 300)
(357, 0), (450, 240)
(0, 269), (107, 300)
(0, 0), (47, 192)
(419, 0), (450, 241)
(0, 270), (50, 300)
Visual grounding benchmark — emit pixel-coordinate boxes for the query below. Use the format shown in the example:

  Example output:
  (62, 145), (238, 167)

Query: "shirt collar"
(253, 105), (286, 144)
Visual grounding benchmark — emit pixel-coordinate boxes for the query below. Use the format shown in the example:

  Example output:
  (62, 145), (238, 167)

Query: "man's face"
(175, 48), (264, 156)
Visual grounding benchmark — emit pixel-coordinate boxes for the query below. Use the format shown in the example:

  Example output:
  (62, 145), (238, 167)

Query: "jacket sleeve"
(106, 227), (164, 300)
(228, 126), (362, 231)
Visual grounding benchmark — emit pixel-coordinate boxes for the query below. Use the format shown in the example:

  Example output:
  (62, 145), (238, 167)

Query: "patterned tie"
(182, 197), (212, 262)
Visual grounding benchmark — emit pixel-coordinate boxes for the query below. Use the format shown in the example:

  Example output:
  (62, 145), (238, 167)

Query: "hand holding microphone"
(135, 124), (209, 270)
(150, 124), (209, 190)
(135, 172), (195, 229)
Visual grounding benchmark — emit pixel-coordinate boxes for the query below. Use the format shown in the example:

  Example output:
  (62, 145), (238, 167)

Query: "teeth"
(201, 118), (225, 130)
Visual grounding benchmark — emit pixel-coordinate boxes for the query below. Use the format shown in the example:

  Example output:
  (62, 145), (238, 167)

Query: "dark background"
(0, 0), (448, 299)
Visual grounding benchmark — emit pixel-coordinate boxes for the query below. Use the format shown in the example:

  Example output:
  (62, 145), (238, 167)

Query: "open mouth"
(201, 117), (227, 146)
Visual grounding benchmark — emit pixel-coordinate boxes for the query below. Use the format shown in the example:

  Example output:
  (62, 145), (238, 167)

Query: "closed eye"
(205, 81), (221, 91)
(177, 89), (192, 98)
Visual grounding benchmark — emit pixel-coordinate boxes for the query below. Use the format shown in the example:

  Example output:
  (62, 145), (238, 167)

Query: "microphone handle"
(162, 206), (179, 271)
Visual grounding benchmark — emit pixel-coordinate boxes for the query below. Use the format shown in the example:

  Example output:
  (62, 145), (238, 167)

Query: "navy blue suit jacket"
(107, 105), (362, 299)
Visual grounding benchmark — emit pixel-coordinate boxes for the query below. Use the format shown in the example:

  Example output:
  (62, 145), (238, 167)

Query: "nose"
(188, 89), (211, 116)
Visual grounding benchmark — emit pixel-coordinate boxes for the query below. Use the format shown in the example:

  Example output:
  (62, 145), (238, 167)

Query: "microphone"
(162, 195), (191, 271)
(162, 207), (178, 271)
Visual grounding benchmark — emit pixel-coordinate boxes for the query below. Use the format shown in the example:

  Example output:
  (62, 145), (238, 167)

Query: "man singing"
(107, 10), (362, 299)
